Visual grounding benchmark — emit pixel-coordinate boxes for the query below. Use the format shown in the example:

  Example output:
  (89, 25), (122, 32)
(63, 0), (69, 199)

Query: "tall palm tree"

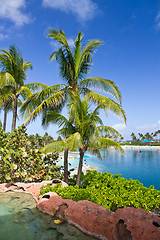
(0, 85), (13, 131)
(0, 45), (46, 131)
(21, 29), (126, 125)
(40, 92), (124, 186)
(41, 105), (76, 183)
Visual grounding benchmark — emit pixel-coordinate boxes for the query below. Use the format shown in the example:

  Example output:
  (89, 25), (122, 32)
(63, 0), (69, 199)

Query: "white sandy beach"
(121, 145), (160, 150)
(70, 165), (98, 177)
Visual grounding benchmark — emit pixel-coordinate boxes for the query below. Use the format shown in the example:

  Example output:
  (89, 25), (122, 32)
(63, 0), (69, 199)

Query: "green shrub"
(0, 125), (62, 182)
(40, 170), (160, 212)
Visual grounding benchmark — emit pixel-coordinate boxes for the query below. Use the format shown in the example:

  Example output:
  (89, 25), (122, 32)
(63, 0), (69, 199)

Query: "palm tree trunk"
(64, 148), (69, 183)
(11, 96), (18, 132)
(76, 148), (84, 186)
(3, 108), (7, 131)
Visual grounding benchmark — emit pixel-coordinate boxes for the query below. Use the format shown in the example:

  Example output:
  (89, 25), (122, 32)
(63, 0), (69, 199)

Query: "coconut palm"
(0, 86), (13, 131)
(21, 29), (126, 125)
(40, 92), (124, 186)
(0, 45), (47, 131)
(41, 106), (76, 183)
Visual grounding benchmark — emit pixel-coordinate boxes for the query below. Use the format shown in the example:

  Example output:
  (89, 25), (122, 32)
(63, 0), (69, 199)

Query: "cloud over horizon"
(42, 0), (98, 21)
(112, 121), (160, 139)
(0, 0), (31, 26)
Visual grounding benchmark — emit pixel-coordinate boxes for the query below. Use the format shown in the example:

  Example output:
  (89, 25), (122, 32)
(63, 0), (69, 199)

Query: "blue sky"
(0, 0), (160, 140)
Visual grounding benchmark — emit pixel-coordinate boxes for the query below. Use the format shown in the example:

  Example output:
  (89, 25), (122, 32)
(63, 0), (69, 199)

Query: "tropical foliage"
(0, 45), (46, 131)
(28, 132), (54, 148)
(21, 29), (126, 126)
(0, 125), (61, 183)
(124, 130), (160, 145)
(40, 92), (124, 186)
(40, 170), (160, 213)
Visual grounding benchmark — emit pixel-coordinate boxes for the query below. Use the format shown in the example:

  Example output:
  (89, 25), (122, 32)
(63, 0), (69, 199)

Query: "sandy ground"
(70, 165), (98, 177)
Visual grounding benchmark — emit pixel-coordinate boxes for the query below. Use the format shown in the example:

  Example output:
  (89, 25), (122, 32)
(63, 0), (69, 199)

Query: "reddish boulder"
(64, 200), (113, 239)
(112, 207), (160, 240)
(37, 192), (160, 240)
(38, 192), (67, 216)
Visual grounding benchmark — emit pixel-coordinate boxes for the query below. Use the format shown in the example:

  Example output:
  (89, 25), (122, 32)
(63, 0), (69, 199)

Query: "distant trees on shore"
(130, 130), (160, 142)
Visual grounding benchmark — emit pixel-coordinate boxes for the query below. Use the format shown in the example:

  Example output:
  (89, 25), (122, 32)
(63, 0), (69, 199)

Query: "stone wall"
(0, 181), (160, 240)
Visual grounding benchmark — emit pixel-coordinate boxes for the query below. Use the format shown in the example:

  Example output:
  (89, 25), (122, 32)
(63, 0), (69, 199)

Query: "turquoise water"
(68, 148), (160, 190)
(0, 192), (97, 240)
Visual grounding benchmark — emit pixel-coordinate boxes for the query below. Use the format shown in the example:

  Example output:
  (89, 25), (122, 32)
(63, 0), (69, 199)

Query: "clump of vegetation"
(0, 125), (62, 183)
(40, 170), (160, 213)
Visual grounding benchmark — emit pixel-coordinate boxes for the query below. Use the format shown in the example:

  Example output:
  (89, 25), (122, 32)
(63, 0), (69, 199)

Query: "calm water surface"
(68, 148), (160, 190)
(0, 192), (97, 240)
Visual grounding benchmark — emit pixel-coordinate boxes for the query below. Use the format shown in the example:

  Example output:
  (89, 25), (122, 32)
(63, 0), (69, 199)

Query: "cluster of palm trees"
(0, 45), (46, 132)
(131, 131), (160, 142)
(0, 29), (126, 185)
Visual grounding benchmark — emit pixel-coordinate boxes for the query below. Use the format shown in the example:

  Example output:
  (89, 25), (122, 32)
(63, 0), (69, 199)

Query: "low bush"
(0, 125), (62, 182)
(40, 170), (160, 212)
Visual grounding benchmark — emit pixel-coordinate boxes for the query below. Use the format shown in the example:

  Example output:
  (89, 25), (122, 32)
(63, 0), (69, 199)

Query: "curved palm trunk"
(3, 108), (7, 131)
(76, 148), (84, 186)
(11, 96), (18, 132)
(64, 148), (69, 183)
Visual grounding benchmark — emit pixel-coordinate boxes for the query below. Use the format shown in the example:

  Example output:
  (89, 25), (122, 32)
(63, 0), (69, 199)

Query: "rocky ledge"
(0, 181), (160, 240)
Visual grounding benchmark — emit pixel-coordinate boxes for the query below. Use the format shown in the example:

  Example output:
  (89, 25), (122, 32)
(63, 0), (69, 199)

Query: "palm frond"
(23, 90), (66, 125)
(78, 77), (122, 103)
(88, 138), (124, 153)
(42, 110), (69, 128)
(47, 28), (69, 48)
(88, 91), (126, 123)
(76, 40), (103, 81)
(25, 82), (48, 92)
(88, 148), (102, 160)
(97, 126), (122, 138)
(20, 84), (66, 118)
(40, 141), (66, 154)
(18, 86), (33, 100)
(0, 73), (16, 87)
(66, 132), (83, 151)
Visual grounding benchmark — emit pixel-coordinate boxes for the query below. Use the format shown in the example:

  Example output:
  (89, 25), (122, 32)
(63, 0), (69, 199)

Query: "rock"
(38, 192), (67, 217)
(1, 181), (160, 240)
(0, 180), (68, 199)
(112, 207), (160, 240)
(64, 199), (113, 239)
(37, 192), (160, 240)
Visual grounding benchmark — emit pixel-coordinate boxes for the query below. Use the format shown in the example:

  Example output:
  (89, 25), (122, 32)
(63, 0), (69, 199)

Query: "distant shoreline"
(121, 145), (160, 149)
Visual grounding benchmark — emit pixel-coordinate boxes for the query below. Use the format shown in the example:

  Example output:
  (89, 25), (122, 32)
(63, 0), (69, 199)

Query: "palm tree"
(145, 132), (152, 141)
(21, 29), (126, 126)
(40, 93), (124, 186)
(131, 132), (137, 142)
(41, 106), (76, 183)
(0, 86), (13, 131)
(0, 45), (46, 131)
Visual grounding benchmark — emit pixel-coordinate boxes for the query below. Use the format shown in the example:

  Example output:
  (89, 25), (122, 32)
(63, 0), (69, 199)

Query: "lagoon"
(66, 147), (160, 190)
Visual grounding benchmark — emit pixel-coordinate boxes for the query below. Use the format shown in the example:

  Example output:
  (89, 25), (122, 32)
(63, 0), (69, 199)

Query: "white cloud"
(68, 38), (75, 48)
(0, 32), (8, 40)
(50, 37), (75, 50)
(155, 11), (160, 31)
(50, 41), (61, 50)
(112, 123), (126, 131)
(0, 0), (31, 26)
(43, 0), (98, 21)
(158, 120), (160, 125)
